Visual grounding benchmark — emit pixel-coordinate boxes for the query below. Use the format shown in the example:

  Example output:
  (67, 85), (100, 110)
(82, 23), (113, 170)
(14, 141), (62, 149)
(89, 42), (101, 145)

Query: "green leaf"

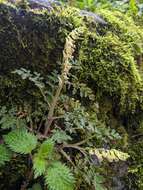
(38, 139), (54, 159)
(0, 144), (11, 166)
(33, 139), (54, 178)
(4, 129), (37, 154)
(93, 174), (107, 190)
(0, 115), (17, 129)
(33, 156), (47, 178)
(45, 162), (75, 190)
(51, 129), (72, 143)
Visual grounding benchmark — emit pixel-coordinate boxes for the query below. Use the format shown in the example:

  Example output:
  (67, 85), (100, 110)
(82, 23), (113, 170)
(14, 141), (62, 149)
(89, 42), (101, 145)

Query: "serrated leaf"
(33, 139), (54, 178)
(0, 144), (11, 166)
(45, 162), (75, 190)
(33, 156), (47, 178)
(4, 129), (37, 154)
(38, 139), (54, 159)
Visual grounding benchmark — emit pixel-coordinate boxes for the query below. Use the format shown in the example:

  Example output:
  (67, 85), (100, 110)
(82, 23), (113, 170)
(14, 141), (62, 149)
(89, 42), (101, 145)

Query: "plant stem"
(43, 27), (83, 136)
(60, 148), (75, 166)
(62, 144), (86, 156)
(72, 134), (96, 146)
(39, 87), (50, 107)
(44, 77), (64, 136)
(20, 169), (33, 190)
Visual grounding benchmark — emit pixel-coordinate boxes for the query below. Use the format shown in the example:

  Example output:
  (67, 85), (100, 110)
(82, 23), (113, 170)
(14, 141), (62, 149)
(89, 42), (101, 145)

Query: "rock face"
(9, 0), (107, 24)
(28, 0), (60, 9)
(28, 0), (107, 24)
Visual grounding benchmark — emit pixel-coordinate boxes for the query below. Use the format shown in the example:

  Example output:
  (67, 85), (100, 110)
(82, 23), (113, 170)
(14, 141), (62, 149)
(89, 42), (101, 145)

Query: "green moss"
(98, 9), (143, 56)
(73, 9), (143, 113)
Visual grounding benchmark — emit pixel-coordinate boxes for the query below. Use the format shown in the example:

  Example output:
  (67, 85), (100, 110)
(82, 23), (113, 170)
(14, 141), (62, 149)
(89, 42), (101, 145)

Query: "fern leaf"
(0, 115), (17, 129)
(33, 139), (54, 178)
(45, 162), (75, 190)
(4, 129), (37, 154)
(51, 129), (72, 143)
(0, 145), (11, 166)
(93, 174), (107, 190)
(89, 148), (130, 163)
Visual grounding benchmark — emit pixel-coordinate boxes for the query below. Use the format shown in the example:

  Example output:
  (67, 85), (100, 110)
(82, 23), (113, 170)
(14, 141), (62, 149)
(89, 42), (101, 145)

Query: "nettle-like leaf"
(4, 129), (37, 154)
(38, 139), (54, 159)
(45, 162), (75, 190)
(33, 139), (54, 178)
(33, 156), (47, 178)
(89, 148), (130, 163)
(0, 144), (11, 166)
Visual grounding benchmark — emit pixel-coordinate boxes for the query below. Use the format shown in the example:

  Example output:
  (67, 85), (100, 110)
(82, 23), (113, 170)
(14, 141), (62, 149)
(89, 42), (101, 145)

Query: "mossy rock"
(0, 2), (143, 113)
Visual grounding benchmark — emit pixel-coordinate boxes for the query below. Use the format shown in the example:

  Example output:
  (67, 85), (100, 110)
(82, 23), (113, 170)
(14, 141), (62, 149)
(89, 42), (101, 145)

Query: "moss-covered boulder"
(0, 2), (143, 112)
(0, 1), (143, 189)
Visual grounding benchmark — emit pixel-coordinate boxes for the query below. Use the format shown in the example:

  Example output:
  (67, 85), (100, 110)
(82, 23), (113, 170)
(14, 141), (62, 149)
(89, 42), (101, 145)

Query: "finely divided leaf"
(89, 148), (130, 163)
(0, 115), (17, 129)
(51, 129), (72, 143)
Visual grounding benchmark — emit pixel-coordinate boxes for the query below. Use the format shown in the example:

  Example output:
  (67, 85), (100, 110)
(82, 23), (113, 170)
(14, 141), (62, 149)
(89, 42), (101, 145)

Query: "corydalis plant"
(44, 27), (85, 136)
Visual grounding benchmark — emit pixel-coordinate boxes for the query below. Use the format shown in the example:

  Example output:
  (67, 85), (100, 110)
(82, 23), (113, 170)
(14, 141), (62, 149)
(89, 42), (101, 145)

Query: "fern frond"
(45, 162), (75, 190)
(72, 81), (95, 101)
(89, 148), (130, 163)
(93, 174), (107, 190)
(0, 115), (17, 129)
(4, 129), (37, 154)
(0, 145), (11, 166)
(13, 68), (58, 105)
(51, 129), (72, 143)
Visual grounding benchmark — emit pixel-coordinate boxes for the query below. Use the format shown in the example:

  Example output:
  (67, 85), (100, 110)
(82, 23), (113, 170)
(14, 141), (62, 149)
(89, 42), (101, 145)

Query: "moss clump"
(73, 9), (143, 114)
